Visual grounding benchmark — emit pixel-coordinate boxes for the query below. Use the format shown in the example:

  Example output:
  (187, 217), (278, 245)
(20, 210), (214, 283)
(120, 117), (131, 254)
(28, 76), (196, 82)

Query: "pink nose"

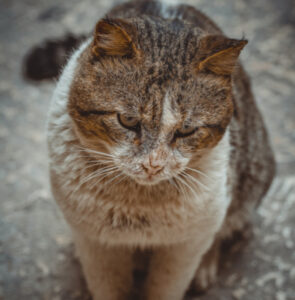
(142, 160), (164, 175)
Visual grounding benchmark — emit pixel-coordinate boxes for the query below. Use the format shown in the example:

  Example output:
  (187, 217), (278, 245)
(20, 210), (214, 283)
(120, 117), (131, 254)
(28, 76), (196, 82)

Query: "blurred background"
(0, 0), (294, 299)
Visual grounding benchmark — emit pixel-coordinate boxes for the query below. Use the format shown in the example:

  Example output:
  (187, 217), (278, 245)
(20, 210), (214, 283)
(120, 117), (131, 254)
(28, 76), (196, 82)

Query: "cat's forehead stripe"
(161, 92), (177, 129)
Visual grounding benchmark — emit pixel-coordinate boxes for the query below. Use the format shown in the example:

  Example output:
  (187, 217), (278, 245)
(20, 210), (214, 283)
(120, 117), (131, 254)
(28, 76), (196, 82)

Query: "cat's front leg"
(192, 238), (220, 292)
(73, 232), (134, 300)
(143, 237), (214, 300)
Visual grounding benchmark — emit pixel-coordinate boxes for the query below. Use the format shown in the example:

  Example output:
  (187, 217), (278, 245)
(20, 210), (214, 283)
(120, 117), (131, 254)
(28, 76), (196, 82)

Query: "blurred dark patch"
(219, 227), (252, 261)
(38, 5), (65, 22)
(22, 34), (87, 81)
(272, 0), (295, 26)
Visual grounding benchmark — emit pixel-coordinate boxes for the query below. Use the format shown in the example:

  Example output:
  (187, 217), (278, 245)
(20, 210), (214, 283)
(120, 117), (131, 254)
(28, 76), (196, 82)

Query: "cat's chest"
(65, 181), (229, 246)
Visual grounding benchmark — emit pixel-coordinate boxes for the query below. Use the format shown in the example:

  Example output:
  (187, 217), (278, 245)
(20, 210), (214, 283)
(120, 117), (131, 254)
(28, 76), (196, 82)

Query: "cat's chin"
(132, 176), (165, 186)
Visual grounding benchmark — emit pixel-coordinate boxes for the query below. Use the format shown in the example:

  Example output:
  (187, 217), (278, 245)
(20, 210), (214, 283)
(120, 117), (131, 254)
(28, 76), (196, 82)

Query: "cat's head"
(68, 17), (247, 185)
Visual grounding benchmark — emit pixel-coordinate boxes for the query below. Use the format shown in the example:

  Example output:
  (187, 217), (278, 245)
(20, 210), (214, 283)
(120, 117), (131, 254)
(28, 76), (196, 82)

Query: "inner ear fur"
(92, 18), (139, 59)
(197, 35), (248, 75)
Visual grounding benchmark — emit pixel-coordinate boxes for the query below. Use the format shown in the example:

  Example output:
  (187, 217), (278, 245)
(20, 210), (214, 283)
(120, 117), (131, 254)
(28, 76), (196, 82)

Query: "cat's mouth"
(130, 169), (174, 186)
(121, 164), (182, 186)
(119, 167), (164, 185)
(133, 175), (164, 186)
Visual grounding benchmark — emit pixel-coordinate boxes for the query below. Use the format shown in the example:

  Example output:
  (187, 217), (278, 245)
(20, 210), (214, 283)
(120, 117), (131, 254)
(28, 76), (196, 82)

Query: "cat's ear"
(196, 35), (247, 75)
(92, 18), (139, 59)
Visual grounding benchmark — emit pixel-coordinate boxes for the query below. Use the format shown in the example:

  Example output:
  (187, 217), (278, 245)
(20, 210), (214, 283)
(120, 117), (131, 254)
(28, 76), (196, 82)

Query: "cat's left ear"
(196, 35), (247, 75)
(92, 18), (140, 59)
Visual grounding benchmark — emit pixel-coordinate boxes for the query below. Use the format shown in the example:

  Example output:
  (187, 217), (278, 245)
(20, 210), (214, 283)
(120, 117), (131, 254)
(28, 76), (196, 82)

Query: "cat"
(47, 0), (275, 299)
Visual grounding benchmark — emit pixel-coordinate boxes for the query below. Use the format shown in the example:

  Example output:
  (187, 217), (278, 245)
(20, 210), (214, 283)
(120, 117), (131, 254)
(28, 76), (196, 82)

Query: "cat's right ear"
(92, 18), (140, 59)
(196, 35), (247, 75)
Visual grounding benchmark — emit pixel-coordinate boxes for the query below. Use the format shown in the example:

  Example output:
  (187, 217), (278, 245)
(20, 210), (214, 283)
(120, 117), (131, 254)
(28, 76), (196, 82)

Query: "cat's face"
(68, 17), (246, 185)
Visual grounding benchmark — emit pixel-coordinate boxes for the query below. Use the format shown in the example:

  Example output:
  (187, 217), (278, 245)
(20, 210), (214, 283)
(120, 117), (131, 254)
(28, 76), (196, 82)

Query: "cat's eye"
(118, 114), (140, 132)
(174, 126), (198, 139)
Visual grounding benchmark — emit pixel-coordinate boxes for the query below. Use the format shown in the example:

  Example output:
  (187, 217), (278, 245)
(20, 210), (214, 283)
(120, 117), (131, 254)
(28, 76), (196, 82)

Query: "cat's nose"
(142, 161), (164, 175)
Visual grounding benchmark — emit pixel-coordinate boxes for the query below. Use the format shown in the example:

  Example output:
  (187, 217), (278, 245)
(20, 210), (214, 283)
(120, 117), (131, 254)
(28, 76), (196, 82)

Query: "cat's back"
(108, 0), (222, 35)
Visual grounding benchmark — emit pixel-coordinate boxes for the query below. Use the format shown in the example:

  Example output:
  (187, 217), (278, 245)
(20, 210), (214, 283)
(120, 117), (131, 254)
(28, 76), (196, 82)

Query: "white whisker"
(81, 166), (118, 185)
(88, 169), (121, 190)
(185, 167), (213, 182)
(113, 174), (128, 186)
(169, 179), (180, 195)
(178, 173), (198, 199)
(174, 176), (190, 203)
(79, 161), (113, 172)
(103, 172), (125, 187)
(182, 171), (210, 192)
(70, 166), (119, 196)
(74, 146), (115, 158)
(73, 156), (114, 162)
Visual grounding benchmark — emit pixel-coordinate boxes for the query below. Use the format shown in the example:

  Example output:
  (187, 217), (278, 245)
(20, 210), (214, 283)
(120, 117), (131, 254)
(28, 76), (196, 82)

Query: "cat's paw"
(193, 258), (218, 292)
(192, 242), (220, 292)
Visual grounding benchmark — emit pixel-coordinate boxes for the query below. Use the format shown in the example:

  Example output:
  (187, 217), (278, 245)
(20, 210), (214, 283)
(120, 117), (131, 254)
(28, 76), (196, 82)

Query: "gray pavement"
(0, 0), (294, 299)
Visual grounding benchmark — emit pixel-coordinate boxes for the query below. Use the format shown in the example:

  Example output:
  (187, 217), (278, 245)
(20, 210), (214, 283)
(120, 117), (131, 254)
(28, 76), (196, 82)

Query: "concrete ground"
(0, 0), (294, 299)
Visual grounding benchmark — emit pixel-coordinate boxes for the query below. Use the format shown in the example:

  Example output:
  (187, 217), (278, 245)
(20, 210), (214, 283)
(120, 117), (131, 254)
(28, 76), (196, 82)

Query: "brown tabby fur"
(48, 1), (275, 299)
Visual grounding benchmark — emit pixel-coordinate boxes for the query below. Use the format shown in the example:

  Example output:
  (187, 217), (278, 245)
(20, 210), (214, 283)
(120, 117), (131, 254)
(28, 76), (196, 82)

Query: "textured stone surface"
(0, 0), (294, 299)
